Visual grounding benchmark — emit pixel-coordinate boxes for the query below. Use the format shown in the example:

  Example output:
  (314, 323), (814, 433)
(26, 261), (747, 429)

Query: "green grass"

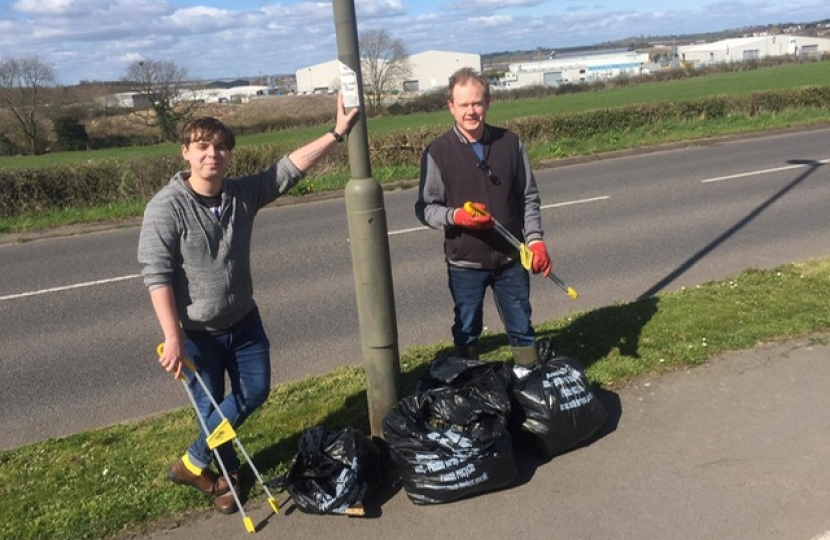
(0, 141), (179, 170)
(1, 259), (829, 540)
(0, 200), (148, 233)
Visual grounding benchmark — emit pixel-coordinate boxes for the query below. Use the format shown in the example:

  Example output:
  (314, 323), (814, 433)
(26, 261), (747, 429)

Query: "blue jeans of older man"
(182, 307), (271, 472)
(448, 261), (535, 349)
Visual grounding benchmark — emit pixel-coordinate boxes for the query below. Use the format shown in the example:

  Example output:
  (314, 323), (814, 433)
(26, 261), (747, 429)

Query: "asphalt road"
(1, 127), (828, 450)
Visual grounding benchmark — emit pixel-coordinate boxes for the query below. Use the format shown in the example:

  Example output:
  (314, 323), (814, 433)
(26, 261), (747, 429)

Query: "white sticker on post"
(338, 61), (360, 109)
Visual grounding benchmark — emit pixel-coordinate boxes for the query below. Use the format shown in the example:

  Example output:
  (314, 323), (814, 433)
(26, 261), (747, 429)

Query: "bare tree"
(0, 55), (57, 155)
(358, 29), (412, 115)
(122, 59), (202, 142)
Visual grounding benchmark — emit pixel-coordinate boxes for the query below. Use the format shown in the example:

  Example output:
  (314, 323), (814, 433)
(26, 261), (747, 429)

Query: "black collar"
(452, 124), (490, 145)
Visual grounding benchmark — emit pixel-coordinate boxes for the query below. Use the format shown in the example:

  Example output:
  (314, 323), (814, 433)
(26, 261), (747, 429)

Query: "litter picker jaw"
(463, 201), (579, 300)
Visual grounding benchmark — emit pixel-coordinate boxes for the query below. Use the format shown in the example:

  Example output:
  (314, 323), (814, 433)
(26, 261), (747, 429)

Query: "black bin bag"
(274, 426), (384, 515)
(510, 339), (607, 459)
(383, 355), (517, 504)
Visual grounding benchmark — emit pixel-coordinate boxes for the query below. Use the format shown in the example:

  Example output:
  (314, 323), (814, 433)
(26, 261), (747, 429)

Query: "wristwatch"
(329, 128), (345, 143)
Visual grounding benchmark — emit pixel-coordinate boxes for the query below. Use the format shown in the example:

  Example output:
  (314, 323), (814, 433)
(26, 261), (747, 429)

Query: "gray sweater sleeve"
(137, 185), (181, 292)
(520, 140), (545, 244)
(415, 150), (455, 230)
(250, 154), (306, 207)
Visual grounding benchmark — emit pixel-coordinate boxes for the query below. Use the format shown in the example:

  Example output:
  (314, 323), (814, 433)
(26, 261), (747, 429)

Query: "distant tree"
(0, 55), (57, 155)
(358, 29), (412, 115)
(122, 59), (202, 142)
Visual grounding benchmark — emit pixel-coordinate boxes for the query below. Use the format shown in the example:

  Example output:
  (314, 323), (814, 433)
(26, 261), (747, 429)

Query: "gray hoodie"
(137, 156), (304, 332)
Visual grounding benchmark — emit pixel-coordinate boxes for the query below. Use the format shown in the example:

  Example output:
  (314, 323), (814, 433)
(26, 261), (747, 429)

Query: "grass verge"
(1, 259), (828, 540)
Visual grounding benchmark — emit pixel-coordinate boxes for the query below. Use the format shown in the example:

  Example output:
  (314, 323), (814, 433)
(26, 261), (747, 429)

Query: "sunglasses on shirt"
(476, 159), (501, 186)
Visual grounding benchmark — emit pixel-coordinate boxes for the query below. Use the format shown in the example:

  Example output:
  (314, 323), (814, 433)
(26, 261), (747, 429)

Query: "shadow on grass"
(540, 296), (660, 371)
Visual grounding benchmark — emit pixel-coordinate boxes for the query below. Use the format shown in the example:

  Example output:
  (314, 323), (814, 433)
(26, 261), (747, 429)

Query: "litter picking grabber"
(464, 201), (578, 299)
(156, 344), (279, 533)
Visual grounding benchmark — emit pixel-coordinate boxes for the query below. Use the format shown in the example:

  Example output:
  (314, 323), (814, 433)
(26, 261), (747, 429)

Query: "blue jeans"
(182, 308), (271, 471)
(447, 261), (535, 348)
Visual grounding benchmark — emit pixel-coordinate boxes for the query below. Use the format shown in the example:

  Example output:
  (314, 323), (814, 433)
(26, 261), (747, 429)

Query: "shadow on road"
(638, 158), (825, 299)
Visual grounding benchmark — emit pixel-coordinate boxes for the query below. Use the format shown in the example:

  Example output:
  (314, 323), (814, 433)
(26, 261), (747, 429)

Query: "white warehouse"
(503, 49), (650, 89)
(404, 50), (482, 93)
(678, 34), (830, 66)
(176, 86), (272, 104)
(295, 50), (481, 95)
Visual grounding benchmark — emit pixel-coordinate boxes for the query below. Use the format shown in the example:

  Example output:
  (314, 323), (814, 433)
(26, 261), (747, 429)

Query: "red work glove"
(528, 240), (552, 277)
(453, 203), (494, 230)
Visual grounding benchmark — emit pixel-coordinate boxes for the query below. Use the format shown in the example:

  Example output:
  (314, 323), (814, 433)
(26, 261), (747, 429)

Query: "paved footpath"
(133, 334), (830, 540)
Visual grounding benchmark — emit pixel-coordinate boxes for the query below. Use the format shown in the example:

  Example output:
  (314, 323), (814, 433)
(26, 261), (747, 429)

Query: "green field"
(1, 61), (828, 171)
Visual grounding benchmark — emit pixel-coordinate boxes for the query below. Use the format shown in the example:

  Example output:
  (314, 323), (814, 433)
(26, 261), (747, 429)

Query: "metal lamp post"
(331, 0), (401, 438)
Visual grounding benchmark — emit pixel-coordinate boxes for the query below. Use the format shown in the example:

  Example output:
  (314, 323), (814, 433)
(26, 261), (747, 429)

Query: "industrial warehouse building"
(500, 34), (829, 90)
(502, 49), (651, 89)
(295, 50), (481, 95)
(677, 34), (830, 66)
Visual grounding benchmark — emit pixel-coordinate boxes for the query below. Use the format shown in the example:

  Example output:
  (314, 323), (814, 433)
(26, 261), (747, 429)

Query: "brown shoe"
(214, 470), (241, 514)
(168, 458), (229, 497)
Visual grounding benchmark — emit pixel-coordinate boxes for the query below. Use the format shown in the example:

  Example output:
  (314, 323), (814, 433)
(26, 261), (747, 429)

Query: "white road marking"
(543, 195), (610, 209)
(389, 226), (427, 236)
(701, 159), (829, 183)
(0, 275), (140, 302)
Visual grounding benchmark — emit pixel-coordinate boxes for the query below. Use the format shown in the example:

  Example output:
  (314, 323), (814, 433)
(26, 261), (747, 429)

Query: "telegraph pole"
(331, 0), (400, 438)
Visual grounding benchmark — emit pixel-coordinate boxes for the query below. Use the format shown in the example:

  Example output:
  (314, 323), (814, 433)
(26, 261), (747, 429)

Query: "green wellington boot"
(454, 344), (479, 360)
(511, 344), (539, 366)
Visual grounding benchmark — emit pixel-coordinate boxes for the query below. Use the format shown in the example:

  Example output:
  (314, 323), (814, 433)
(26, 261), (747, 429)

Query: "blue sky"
(0, 0), (828, 85)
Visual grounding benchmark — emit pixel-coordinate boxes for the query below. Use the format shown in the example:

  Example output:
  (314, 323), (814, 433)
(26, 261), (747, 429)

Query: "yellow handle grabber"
(464, 201), (578, 300)
(157, 344), (280, 533)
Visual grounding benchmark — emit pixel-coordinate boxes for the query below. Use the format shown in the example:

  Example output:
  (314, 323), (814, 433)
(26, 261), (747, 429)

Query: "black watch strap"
(330, 128), (345, 143)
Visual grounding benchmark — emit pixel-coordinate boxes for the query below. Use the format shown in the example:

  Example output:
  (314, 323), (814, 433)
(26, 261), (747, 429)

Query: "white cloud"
(14, 0), (171, 18)
(447, 0), (543, 11)
(0, 0), (828, 84)
(13, 0), (75, 15)
(357, 0), (408, 18)
(161, 6), (241, 33)
(470, 15), (515, 26)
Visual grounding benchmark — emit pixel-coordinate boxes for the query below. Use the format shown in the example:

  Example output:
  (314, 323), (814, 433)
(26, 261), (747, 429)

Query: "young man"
(415, 67), (552, 365)
(138, 95), (358, 514)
